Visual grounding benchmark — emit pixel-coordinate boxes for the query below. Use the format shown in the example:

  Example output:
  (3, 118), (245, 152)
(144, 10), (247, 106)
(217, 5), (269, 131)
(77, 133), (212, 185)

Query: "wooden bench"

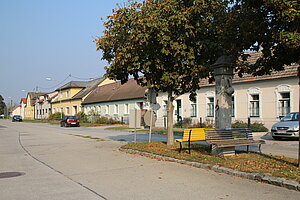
(175, 128), (206, 153)
(205, 128), (265, 154)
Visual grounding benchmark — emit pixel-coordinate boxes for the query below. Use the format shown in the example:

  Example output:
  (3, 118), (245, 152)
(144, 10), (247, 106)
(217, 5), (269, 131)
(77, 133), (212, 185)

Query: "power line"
(39, 74), (71, 90)
(69, 74), (98, 81)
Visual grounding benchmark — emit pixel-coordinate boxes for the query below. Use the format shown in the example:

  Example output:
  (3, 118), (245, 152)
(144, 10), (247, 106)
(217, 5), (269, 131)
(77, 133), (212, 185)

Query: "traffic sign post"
(144, 109), (156, 143)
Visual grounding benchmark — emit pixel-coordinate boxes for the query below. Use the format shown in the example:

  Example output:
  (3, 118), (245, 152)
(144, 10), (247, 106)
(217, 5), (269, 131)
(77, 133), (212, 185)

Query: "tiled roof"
(57, 81), (89, 90)
(199, 52), (299, 87)
(82, 78), (147, 105)
(20, 98), (27, 104)
(72, 77), (106, 100)
(47, 93), (58, 102)
(27, 92), (46, 105)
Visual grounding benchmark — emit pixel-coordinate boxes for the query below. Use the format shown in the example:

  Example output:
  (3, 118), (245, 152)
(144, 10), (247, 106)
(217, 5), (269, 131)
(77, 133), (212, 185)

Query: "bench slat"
(204, 128), (265, 151)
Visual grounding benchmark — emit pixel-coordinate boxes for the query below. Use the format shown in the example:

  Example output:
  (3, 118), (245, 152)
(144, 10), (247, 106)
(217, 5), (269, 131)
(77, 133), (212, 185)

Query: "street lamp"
(46, 77), (63, 120)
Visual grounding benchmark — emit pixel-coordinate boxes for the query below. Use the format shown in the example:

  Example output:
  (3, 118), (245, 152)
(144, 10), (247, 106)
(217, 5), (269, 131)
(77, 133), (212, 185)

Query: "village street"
(0, 120), (299, 200)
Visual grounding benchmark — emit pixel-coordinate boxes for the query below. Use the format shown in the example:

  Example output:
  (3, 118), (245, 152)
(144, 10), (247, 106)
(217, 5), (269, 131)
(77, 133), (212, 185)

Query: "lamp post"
(46, 77), (63, 120)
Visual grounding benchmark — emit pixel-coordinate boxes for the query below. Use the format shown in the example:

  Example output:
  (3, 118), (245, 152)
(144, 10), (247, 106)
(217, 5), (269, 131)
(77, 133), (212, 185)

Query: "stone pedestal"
(212, 56), (235, 156)
(211, 145), (235, 156)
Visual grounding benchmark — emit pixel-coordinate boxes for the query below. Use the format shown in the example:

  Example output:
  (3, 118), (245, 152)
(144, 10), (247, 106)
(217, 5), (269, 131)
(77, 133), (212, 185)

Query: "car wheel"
(272, 136), (282, 140)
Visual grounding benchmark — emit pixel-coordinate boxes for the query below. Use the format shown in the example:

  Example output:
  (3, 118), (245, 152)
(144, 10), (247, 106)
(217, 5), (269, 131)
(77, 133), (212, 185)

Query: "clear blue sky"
(0, 0), (127, 105)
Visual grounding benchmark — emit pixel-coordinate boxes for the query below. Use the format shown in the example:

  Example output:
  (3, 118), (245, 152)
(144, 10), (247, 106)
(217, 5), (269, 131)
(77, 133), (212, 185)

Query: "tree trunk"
(167, 90), (174, 145)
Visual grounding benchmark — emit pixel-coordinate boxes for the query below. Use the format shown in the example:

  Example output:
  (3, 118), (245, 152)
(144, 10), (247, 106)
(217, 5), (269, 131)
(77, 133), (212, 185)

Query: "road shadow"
(108, 133), (182, 143)
(253, 152), (298, 167)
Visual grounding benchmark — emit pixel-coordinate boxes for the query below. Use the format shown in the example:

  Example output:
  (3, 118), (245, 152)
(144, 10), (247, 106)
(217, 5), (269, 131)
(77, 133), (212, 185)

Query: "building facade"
(34, 91), (58, 120)
(51, 77), (114, 116)
(82, 79), (147, 124)
(24, 92), (46, 120)
(20, 98), (26, 119)
(155, 64), (299, 130)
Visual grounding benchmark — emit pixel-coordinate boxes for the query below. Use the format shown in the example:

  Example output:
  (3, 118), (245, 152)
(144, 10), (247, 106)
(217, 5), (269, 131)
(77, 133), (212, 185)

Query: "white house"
(155, 64), (299, 130)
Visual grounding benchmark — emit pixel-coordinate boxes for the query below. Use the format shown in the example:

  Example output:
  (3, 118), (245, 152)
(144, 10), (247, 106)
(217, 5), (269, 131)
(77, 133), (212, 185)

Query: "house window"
(66, 90), (69, 98)
(115, 104), (119, 114)
(207, 97), (214, 117)
(250, 94), (260, 117)
(66, 107), (70, 115)
(163, 100), (168, 117)
(278, 92), (290, 118)
(60, 107), (63, 114)
(124, 104), (129, 114)
(106, 105), (109, 115)
(190, 100), (197, 118)
(232, 96), (235, 117)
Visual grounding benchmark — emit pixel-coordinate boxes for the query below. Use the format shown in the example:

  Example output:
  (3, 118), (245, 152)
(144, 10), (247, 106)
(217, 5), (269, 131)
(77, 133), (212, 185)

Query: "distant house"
(10, 106), (21, 117)
(82, 78), (147, 124)
(24, 92), (46, 120)
(51, 77), (114, 116)
(34, 91), (58, 120)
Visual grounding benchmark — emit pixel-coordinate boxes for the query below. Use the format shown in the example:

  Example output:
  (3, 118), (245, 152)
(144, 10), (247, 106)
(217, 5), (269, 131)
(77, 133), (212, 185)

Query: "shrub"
(48, 112), (64, 121)
(232, 120), (268, 132)
(174, 117), (192, 128)
(76, 111), (88, 123)
(95, 116), (122, 125)
(250, 122), (269, 132)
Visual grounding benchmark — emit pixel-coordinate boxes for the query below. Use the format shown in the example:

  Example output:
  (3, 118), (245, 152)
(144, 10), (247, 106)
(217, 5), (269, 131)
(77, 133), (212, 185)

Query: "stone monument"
(212, 56), (235, 155)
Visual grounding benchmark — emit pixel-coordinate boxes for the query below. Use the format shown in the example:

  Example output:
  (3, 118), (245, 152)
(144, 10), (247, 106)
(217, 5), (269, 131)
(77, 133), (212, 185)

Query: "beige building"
(24, 92), (46, 120)
(51, 77), (114, 116)
(155, 64), (299, 130)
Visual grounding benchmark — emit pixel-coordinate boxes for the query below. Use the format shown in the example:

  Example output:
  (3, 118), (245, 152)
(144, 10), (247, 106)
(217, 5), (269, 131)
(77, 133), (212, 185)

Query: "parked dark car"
(271, 112), (299, 140)
(12, 115), (22, 122)
(60, 116), (80, 127)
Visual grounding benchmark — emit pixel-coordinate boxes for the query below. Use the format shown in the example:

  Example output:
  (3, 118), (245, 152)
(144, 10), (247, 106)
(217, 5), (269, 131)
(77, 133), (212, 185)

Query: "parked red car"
(60, 116), (80, 127)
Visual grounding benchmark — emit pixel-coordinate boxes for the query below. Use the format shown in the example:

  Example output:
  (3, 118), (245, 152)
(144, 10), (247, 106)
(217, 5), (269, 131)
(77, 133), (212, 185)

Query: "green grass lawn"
(122, 142), (300, 183)
(22, 120), (108, 127)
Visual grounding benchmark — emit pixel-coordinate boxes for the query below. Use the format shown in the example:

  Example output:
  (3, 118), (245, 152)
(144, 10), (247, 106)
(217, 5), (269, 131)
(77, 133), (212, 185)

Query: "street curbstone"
(282, 180), (299, 190)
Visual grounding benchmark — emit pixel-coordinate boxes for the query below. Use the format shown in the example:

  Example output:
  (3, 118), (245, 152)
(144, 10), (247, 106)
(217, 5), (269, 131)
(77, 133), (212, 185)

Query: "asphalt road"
(0, 120), (299, 200)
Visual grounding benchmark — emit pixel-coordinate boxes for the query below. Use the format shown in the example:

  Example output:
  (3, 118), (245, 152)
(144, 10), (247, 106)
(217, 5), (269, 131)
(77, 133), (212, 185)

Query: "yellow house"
(51, 77), (114, 116)
(24, 92), (46, 120)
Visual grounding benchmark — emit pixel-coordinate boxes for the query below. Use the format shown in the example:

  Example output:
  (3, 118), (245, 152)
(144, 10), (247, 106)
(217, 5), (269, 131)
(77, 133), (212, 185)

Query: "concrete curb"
(120, 147), (300, 192)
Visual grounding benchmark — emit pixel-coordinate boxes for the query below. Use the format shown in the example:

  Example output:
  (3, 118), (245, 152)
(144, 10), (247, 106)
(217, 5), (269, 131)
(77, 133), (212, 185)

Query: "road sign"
(144, 110), (156, 127)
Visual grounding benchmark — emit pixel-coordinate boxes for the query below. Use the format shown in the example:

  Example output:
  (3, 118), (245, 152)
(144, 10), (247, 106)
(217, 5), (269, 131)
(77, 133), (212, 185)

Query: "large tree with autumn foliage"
(97, 0), (230, 145)
(96, 0), (299, 145)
